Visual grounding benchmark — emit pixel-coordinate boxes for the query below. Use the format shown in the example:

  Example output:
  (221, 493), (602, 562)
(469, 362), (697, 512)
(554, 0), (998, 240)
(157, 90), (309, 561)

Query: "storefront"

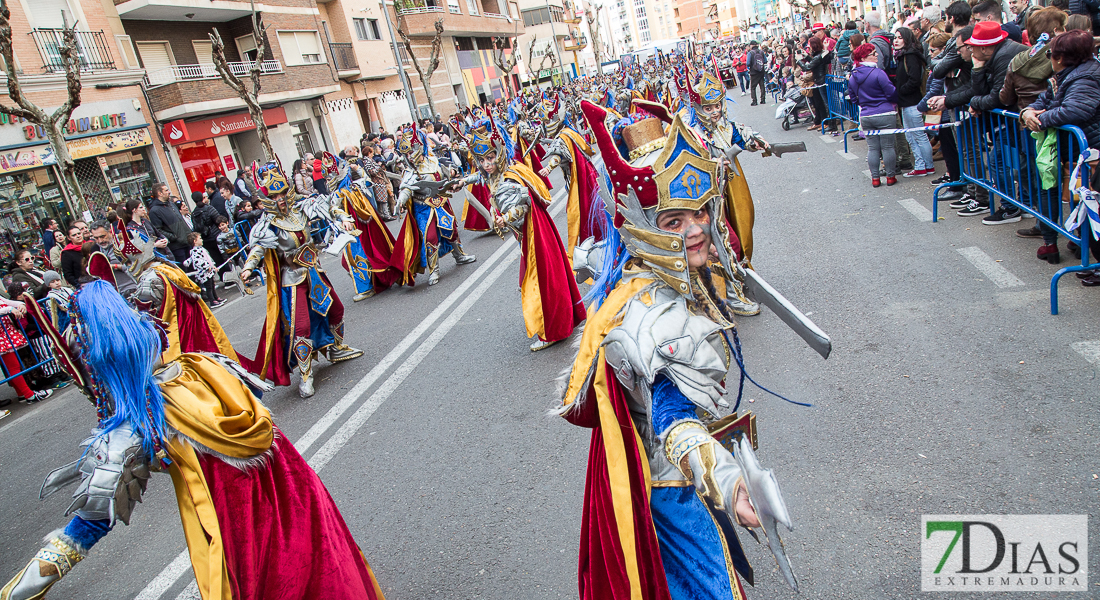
(0, 99), (164, 255)
(161, 107), (289, 194)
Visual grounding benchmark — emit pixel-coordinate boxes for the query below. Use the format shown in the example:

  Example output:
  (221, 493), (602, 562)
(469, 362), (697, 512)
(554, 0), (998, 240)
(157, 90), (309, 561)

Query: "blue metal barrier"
(930, 108), (1096, 314)
(0, 312), (57, 391)
(823, 75), (861, 153)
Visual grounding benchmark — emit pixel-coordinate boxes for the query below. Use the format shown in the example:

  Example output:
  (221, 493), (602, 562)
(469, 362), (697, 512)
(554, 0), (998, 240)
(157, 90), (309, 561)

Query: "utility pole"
(381, 0), (418, 118)
(546, 1), (565, 81)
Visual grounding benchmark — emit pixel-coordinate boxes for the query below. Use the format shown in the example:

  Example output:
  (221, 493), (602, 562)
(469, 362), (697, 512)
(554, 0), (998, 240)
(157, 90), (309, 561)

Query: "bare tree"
(397, 17), (444, 118)
(492, 37), (518, 98)
(585, 4), (604, 64)
(209, 0), (274, 161)
(0, 5), (85, 211)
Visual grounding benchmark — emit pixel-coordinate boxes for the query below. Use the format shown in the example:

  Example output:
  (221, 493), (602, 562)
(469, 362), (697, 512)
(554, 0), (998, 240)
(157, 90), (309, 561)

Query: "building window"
(466, 0), (479, 15)
(638, 18), (649, 30)
(291, 121), (315, 157)
(236, 34), (259, 62)
(635, 6), (645, 17)
(476, 37), (494, 50)
(448, 0), (461, 13)
(277, 31), (324, 65)
(455, 36), (475, 51)
(397, 43), (412, 64)
(522, 5), (564, 26)
(640, 30), (650, 42)
(354, 18), (381, 40)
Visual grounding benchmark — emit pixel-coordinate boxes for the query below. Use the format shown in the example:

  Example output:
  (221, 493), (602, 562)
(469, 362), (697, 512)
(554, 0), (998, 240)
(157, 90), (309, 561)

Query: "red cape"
(339, 188), (402, 291)
(463, 183), (493, 232)
(520, 192), (586, 343)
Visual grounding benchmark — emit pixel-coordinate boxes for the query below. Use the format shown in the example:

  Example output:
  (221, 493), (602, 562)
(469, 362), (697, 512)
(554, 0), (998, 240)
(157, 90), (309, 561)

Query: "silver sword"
(739, 266), (832, 359)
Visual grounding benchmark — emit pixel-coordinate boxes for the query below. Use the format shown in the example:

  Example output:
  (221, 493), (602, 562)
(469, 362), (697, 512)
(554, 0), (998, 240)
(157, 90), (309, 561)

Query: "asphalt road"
(0, 92), (1097, 599)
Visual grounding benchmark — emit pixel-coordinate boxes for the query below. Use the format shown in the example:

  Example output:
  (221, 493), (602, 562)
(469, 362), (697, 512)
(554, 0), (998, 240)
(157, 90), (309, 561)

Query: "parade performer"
(319, 152), (402, 301)
(0, 281), (386, 600)
(557, 101), (802, 600)
(452, 116), (493, 233)
(510, 101), (553, 189)
(461, 117), (585, 351)
(539, 95), (603, 256)
(391, 124), (476, 286)
(240, 162), (364, 398)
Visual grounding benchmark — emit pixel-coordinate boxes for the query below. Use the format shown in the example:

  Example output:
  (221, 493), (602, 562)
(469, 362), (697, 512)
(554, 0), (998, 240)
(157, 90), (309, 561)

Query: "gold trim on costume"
(650, 479), (692, 488)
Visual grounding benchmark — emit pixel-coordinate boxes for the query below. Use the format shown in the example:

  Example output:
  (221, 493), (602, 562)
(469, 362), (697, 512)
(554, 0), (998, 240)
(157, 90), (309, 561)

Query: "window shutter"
(137, 42), (174, 84)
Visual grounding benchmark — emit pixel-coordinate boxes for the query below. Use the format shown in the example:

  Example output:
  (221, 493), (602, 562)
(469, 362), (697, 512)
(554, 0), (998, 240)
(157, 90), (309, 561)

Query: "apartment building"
(0, 0), (179, 252)
(672, 0), (706, 40)
(610, 0), (678, 52)
(515, 0), (588, 85)
(391, 0), (523, 114)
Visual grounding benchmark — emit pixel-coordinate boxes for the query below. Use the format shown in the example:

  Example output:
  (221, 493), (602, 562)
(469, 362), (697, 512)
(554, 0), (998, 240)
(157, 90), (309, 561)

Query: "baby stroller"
(775, 85), (811, 131)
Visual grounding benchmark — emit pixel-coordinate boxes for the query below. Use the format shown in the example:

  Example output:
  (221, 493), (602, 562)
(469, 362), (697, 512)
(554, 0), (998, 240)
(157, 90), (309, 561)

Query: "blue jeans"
(737, 71), (749, 92)
(900, 105), (934, 171)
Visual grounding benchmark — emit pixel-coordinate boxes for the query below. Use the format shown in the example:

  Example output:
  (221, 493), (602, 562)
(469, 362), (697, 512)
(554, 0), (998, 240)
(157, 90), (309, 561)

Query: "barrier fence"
(0, 305), (59, 393)
(823, 72), (1097, 314)
(822, 75), (860, 153)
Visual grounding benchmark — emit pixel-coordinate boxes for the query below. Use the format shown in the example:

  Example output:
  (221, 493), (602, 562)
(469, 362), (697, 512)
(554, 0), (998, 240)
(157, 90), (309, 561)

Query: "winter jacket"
(848, 63), (898, 116)
(59, 244), (83, 287)
(918, 76), (946, 113)
(191, 203), (222, 240)
(1028, 60), (1100, 148)
(148, 198), (192, 251)
(836, 29), (858, 60)
(1000, 47), (1053, 112)
(207, 189), (232, 222)
(868, 30), (894, 72)
(1068, 0), (1100, 34)
(798, 50), (834, 84)
(932, 36), (969, 92)
(894, 48), (927, 107)
(969, 39), (1028, 112)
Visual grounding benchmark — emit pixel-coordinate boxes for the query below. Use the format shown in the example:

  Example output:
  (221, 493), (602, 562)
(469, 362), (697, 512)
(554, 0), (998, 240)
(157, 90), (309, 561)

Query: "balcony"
(329, 42), (359, 78)
(143, 61), (336, 120)
(396, 2), (523, 37)
(145, 60), (282, 87)
(30, 29), (117, 72)
(114, 0), (257, 22)
(563, 34), (587, 50)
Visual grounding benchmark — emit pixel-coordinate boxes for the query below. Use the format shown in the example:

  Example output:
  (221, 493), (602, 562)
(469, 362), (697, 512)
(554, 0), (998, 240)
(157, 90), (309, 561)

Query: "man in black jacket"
(147, 183), (192, 264)
(746, 41), (767, 106)
(960, 21), (1027, 220)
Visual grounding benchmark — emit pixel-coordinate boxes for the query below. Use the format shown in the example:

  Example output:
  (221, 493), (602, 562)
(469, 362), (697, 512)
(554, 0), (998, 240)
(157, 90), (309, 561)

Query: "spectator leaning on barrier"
(927, 25), (979, 206)
(799, 36), (836, 131)
(920, 33), (960, 183)
(972, 0), (1024, 43)
(961, 21), (1028, 222)
(1002, 9), (1068, 243)
(1021, 29), (1100, 271)
(849, 43), (900, 187)
(894, 27), (937, 177)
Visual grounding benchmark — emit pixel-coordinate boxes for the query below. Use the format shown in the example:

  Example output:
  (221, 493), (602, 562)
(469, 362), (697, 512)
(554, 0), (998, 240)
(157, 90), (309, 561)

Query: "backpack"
(750, 50), (766, 73)
(871, 33), (897, 78)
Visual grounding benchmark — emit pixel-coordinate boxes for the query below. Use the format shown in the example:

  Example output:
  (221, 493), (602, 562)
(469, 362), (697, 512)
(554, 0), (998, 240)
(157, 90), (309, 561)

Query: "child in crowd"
(183, 232), (224, 308)
(215, 217), (243, 269)
(36, 271), (72, 331)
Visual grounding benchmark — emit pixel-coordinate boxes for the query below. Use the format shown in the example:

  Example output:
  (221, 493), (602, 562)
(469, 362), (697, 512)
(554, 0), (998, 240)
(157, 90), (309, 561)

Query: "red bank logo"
(163, 120), (188, 143)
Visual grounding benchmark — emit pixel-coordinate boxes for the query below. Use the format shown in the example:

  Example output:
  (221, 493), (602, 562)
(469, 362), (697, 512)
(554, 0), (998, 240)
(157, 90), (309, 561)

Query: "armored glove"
(40, 422), (151, 526)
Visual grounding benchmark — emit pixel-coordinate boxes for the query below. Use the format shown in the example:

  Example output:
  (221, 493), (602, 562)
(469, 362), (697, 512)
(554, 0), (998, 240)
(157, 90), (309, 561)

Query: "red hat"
(965, 21), (1008, 46)
(812, 22), (825, 30)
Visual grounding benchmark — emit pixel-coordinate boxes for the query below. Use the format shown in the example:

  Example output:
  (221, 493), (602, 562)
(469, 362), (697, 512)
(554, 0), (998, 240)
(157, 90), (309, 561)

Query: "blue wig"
(583, 162), (630, 311)
(472, 116), (516, 164)
(72, 280), (169, 459)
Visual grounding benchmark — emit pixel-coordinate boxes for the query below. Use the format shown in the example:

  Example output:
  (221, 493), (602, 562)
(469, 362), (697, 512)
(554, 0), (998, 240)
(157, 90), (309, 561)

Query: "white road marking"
(956, 247), (1026, 288)
(1070, 340), (1100, 365)
(864, 169), (872, 179)
(173, 581), (198, 600)
(898, 198), (933, 222)
(817, 134), (837, 144)
(836, 149), (858, 160)
(135, 188), (569, 600)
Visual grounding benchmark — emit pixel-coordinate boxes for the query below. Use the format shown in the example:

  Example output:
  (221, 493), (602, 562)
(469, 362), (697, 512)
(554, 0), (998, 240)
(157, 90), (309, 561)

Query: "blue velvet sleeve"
(730, 125), (746, 149)
(63, 516), (112, 550)
(652, 374), (701, 435)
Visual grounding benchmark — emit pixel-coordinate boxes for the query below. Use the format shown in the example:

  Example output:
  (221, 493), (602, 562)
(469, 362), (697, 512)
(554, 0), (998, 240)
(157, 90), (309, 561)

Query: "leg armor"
(0, 537), (85, 600)
(294, 337), (316, 398)
(427, 246), (441, 286)
(325, 321), (364, 363)
(451, 241), (476, 265)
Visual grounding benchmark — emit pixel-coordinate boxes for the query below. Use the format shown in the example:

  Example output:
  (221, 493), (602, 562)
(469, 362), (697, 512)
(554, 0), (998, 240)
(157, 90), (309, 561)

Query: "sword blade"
(766, 141), (808, 158)
(741, 268), (832, 359)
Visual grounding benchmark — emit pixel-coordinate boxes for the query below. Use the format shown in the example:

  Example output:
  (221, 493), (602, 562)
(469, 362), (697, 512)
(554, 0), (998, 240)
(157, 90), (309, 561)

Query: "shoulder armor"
(545, 138), (573, 167)
(494, 178), (529, 214)
(602, 292), (730, 416)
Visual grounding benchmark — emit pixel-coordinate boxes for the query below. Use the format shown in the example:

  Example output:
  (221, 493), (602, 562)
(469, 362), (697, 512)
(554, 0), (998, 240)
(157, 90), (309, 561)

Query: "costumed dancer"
(558, 100), (807, 600)
(676, 68), (770, 316)
(390, 123), (476, 287)
(539, 94), (604, 257)
(510, 101), (553, 189)
(453, 115), (494, 233)
(239, 162), (364, 398)
(459, 117), (585, 352)
(319, 152), (402, 301)
(0, 281), (385, 600)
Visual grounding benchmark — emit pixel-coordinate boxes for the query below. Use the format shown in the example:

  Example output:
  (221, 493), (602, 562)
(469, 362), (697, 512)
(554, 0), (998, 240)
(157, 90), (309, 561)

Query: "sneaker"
(939, 188), (966, 201)
(948, 194), (975, 210)
(741, 92), (747, 96)
(930, 174), (955, 185)
(903, 168), (932, 178)
(956, 199), (990, 217)
(750, 101), (758, 106)
(983, 206), (1023, 225)
(210, 299), (227, 308)
(1016, 226), (1042, 238)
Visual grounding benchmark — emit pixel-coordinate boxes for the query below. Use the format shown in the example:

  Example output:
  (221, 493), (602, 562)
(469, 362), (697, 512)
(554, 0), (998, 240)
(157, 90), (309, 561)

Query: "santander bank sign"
(162, 107), (288, 145)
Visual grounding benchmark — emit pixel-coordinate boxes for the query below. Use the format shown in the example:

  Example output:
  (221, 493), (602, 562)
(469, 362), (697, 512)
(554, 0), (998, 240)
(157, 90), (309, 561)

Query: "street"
(0, 93), (1097, 599)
